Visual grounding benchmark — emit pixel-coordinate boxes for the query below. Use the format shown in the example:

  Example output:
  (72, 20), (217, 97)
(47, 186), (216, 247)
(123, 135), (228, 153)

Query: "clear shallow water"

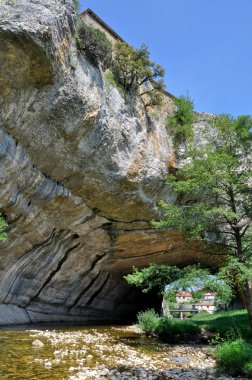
(0, 325), (213, 380)
(0, 325), (168, 380)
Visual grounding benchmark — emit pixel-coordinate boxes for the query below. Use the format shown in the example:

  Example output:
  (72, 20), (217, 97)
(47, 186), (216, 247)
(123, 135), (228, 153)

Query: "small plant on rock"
(76, 23), (112, 69)
(73, 0), (80, 10)
(0, 211), (7, 242)
(167, 95), (195, 145)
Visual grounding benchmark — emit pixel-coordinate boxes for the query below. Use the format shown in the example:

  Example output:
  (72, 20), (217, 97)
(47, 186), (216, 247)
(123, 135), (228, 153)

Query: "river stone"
(32, 339), (44, 347)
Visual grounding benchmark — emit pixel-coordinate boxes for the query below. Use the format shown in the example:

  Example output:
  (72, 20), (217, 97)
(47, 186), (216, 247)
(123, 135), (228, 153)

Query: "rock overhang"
(0, 0), (219, 325)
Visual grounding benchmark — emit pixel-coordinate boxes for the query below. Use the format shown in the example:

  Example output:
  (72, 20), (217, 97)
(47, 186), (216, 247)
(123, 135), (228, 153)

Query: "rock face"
(0, 0), (216, 325)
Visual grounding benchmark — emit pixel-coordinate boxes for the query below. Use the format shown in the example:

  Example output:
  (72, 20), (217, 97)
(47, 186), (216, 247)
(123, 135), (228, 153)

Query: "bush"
(0, 211), (7, 242)
(76, 23), (112, 69)
(156, 317), (200, 339)
(214, 339), (252, 377)
(136, 309), (159, 335)
(112, 41), (165, 97)
(167, 95), (195, 145)
(104, 70), (124, 95)
(244, 362), (252, 377)
(73, 0), (80, 9)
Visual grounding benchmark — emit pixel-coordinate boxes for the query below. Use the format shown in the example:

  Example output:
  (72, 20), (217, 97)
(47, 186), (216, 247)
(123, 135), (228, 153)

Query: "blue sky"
(79, 1), (252, 117)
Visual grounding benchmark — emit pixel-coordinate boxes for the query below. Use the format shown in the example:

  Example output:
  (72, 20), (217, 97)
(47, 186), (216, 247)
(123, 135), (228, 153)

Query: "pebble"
(32, 339), (44, 347)
(44, 361), (52, 369)
(30, 326), (242, 380)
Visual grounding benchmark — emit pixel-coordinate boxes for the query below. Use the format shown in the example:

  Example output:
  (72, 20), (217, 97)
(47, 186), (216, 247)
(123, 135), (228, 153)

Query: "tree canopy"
(124, 263), (233, 306)
(124, 263), (180, 295)
(113, 41), (165, 105)
(154, 114), (252, 327)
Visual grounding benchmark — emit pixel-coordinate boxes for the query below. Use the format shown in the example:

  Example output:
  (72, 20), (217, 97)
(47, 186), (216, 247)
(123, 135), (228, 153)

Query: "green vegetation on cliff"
(76, 22), (165, 106)
(0, 211), (7, 242)
(154, 114), (252, 329)
(113, 41), (165, 105)
(167, 95), (195, 145)
(76, 22), (112, 69)
(73, 0), (80, 10)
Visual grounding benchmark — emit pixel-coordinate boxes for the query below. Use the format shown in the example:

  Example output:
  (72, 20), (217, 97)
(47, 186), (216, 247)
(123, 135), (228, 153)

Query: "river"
(0, 324), (226, 379)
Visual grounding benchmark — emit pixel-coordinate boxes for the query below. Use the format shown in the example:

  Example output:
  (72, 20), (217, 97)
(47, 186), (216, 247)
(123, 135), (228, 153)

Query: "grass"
(214, 339), (252, 377)
(137, 309), (252, 342)
(191, 311), (252, 377)
(104, 70), (125, 96)
(137, 309), (252, 377)
(191, 310), (252, 342)
(156, 317), (200, 339)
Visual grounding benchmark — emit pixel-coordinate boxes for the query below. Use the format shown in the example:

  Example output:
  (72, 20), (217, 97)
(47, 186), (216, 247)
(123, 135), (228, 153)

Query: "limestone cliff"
(0, 0), (215, 325)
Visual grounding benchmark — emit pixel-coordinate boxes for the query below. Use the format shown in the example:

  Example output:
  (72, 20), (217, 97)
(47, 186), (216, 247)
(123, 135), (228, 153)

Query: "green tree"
(124, 263), (180, 295)
(76, 23), (112, 69)
(192, 290), (203, 300)
(113, 41), (165, 102)
(163, 265), (232, 306)
(167, 95), (195, 145)
(124, 263), (233, 307)
(0, 211), (7, 242)
(154, 114), (252, 328)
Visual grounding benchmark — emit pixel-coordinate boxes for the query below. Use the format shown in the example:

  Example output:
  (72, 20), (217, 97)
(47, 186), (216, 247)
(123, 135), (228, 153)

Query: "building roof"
(203, 292), (217, 296)
(176, 291), (192, 297)
(80, 8), (125, 42)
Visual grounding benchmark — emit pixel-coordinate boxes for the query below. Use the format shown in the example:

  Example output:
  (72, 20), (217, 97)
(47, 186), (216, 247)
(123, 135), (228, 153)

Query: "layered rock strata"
(0, 0), (218, 324)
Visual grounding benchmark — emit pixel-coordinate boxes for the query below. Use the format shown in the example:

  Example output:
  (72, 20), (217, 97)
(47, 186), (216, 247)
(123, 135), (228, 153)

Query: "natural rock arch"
(0, 0), (219, 325)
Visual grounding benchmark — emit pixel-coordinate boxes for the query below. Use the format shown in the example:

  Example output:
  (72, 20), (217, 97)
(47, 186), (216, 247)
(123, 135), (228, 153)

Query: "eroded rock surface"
(0, 0), (217, 324)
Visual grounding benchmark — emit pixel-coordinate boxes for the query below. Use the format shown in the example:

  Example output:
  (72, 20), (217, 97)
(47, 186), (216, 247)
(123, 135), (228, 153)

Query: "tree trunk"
(243, 280), (252, 330)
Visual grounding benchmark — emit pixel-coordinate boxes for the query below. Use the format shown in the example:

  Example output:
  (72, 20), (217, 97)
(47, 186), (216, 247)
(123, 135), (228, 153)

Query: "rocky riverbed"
(0, 325), (243, 380)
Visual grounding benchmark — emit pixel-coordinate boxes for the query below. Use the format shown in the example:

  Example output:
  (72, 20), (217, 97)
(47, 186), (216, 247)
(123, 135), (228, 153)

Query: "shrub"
(214, 339), (252, 377)
(76, 23), (112, 69)
(113, 41), (165, 98)
(156, 317), (200, 339)
(104, 70), (124, 95)
(167, 95), (195, 145)
(0, 211), (7, 242)
(73, 0), (80, 9)
(244, 362), (252, 377)
(136, 309), (159, 335)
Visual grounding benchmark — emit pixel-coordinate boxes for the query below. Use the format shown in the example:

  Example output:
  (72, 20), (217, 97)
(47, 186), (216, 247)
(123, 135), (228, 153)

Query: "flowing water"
(0, 324), (215, 380)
